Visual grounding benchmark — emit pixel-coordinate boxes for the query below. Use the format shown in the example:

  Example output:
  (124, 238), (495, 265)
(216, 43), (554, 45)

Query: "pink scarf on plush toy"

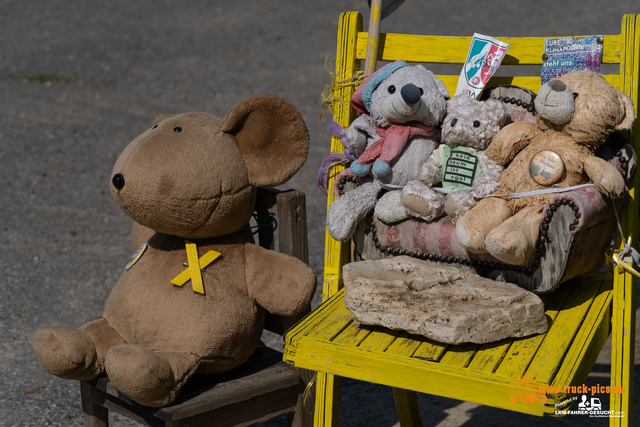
(355, 122), (436, 166)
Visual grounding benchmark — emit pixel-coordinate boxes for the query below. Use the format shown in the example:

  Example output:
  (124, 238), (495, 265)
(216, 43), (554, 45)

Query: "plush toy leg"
(455, 197), (512, 253)
(350, 160), (371, 177)
(372, 160), (392, 178)
(444, 190), (477, 223)
(104, 344), (200, 407)
(375, 190), (412, 224)
(32, 327), (102, 380)
(485, 205), (544, 265)
(401, 180), (445, 222)
(327, 180), (382, 242)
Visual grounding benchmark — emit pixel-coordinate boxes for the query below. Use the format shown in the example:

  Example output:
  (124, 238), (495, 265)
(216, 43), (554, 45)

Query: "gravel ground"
(0, 0), (638, 426)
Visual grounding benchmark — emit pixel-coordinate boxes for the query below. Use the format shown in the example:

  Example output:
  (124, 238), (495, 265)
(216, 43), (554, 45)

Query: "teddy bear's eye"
(573, 92), (579, 99)
(173, 127), (182, 133)
(388, 85), (396, 94)
(419, 88), (424, 95)
(473, 121), (481, 128)
(152, 124), (158, 129)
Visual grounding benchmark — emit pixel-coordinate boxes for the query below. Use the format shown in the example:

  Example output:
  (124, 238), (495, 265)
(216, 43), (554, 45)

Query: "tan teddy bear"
(31, 95), (317, 407)
(456, 71), (634, 265)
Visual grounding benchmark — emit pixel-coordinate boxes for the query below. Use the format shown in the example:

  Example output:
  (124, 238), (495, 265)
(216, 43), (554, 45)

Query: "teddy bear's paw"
(485, 228), (532, 265)
(445, 191), (476, 223)
(105, 344), (176, 407)
(594, 172), (626, 198)
(375, 190), (411, 224)
(401, 181), (445, 222)
(350, 161), (371, 177)
(455, 223), (488, 254)
(32, 327), (100, 380)
(372, 160), (392, 179)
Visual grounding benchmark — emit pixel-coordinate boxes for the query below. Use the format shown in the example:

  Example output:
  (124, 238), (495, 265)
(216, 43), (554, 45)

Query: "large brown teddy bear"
(32, 95), (317, 407)
(456, 71), (634, 265)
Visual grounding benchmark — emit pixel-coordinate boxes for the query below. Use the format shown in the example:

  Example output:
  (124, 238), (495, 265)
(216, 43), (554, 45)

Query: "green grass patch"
(8, 71), (77, 83)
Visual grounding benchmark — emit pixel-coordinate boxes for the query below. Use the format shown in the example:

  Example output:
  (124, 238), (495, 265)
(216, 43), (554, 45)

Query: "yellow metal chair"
(283, 12), (639, 427)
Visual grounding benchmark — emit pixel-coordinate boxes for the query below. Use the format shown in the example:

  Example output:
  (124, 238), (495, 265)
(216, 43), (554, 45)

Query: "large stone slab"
(343, 256), (548, 344)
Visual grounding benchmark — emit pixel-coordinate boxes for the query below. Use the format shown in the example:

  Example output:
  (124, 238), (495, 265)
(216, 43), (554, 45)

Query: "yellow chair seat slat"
(331, 320), (373, 346)
(284, 275), (613, 416)
(410, 338), (448, 362)
(358, 326), (403, 351)
(355, 32), (622, 65)
(526, 276), (612, 385)
(494, 281), (594, 379)
(385, 332), (424, 357)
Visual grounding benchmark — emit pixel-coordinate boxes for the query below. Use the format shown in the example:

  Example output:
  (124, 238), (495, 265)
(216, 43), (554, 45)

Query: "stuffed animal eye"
(388, 85), (396, 94)
(419, 88), (424, 95)
(573, 92), (579, 99)
(152, 124), (158, 129)
(173, 127), (182, 133)
(473, 121), (481, 127)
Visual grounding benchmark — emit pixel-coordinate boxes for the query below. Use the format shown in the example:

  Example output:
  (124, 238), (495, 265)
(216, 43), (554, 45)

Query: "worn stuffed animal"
(326, 61), (449, 241)
(456, 71), (634, 265)
(395, 95), (509, 223)
(32, 95), (317, 407)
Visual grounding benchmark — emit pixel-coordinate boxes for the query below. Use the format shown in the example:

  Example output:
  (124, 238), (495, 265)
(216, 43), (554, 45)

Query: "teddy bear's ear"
(416, 65), (450, 100)
(152, 114), (174, 126)
(615, 92), (635, 131)
(220, 94), (309, 187)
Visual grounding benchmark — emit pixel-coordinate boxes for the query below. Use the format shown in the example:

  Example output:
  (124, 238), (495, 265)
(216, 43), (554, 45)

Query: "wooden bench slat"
(355, 32), (621, 65)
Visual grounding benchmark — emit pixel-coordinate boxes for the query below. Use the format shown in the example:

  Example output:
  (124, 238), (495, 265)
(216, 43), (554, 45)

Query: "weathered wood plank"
(433, 74), (620, 97)
(466, 340), (511, 373)
(439, 342), (479, 369)
(322, 11), (362, 303)
(492, 283), (572, 378)
(81, 381), (109, 427)
(551, 277), (612, 392)
(355, 32), (621, 65)
(385, 331), (423, 357)
(523, 278), (602, 384)
(392, 387), (423, 427)
(411, 339), (449, 363)
(332, 321), (374, 346)
(358, 327), (402, 352)
(287, 337), (554, 416)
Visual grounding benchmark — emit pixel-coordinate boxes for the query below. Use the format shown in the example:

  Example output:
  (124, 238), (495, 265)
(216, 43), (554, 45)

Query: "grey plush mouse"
(326, 60), (449, 242)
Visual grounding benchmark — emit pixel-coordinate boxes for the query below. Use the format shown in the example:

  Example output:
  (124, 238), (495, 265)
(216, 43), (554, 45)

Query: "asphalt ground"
(0, 0), (639, 425)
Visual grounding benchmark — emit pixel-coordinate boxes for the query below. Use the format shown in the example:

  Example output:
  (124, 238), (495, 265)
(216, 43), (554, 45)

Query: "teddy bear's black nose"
(112, 173), (125, 190)
(400, 84), (422, 104)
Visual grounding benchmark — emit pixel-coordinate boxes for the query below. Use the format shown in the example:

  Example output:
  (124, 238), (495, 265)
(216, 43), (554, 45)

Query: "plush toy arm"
(485, 122), (539, 165)
(417, 158), (443, 186)
(244, 243), (317, 317)
(472, 153), (504, 197)
(346, 115), (378, 156)
(583, 155), (626, 198)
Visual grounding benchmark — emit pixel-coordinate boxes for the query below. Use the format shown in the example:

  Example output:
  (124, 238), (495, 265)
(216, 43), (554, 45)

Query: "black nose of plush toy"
(112, 173), (125, 190)
(400, 83), (422, 104)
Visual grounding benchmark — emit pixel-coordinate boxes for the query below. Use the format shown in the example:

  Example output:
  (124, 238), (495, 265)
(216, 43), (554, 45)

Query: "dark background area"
(0, 1), (638, 425)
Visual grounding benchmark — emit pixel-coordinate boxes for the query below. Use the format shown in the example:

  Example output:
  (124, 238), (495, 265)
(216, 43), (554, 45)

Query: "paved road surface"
(0, 0), (638, 425)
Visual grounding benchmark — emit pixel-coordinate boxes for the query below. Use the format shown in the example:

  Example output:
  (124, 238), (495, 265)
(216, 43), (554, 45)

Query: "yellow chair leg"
(392, 387), (423, 427)
(314, 373), (343, 427)
(610, 268), (636, 427)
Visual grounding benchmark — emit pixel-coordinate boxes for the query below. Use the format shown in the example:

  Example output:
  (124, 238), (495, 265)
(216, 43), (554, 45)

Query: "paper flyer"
(455, 33), (510, 98)
(541, 36), (603, 84)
